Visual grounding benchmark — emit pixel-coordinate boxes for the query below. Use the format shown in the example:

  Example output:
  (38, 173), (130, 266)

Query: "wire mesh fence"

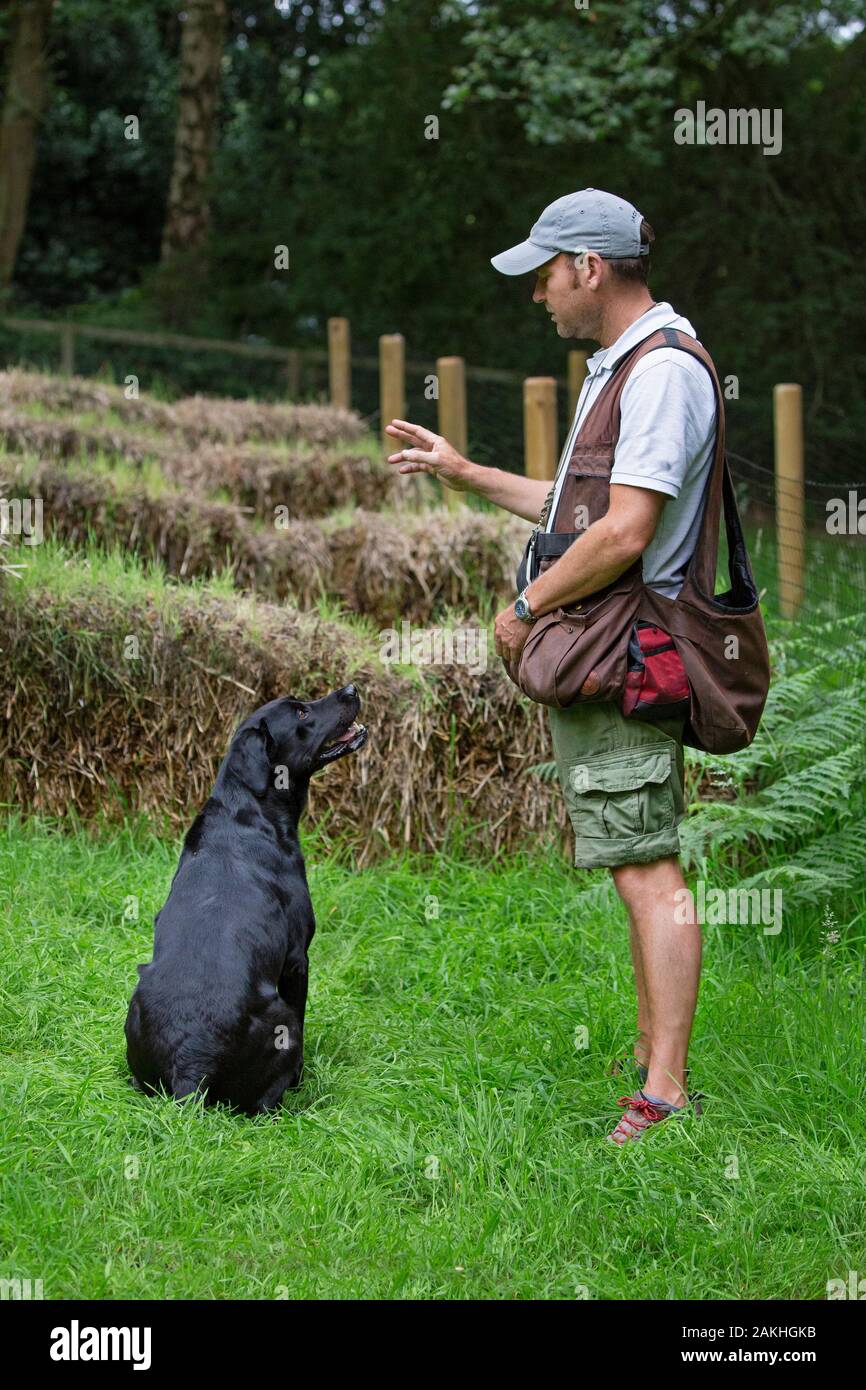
(0, 321), (300, 402)
(717, 451), (866, 625)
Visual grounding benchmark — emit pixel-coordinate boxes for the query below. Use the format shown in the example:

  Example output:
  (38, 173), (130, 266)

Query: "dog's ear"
(228, 720), (275, 797)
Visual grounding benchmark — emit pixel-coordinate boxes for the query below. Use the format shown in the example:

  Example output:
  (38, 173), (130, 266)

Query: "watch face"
(515, 597), (530, 620)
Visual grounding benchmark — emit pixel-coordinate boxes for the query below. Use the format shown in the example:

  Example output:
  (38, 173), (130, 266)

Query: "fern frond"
(682, 743), (864, 865)
(528, 760), (559, 783)
(769, 612), (866, 675)
(732, 820), (866, 906)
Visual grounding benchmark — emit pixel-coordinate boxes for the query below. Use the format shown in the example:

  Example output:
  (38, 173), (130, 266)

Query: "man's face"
(532, 252), (600, 340)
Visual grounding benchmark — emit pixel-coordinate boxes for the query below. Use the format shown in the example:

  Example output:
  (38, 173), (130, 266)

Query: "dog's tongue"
(334, 721), (360, 743)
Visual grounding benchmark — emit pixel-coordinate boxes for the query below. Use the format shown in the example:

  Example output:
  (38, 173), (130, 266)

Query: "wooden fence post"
(59, 324), (76, 376)
(285, 349), (300, 399)
(328, 317), (351, 410)
(436, 355), (466, 510)
(773, 383), (805, 618)
(379, 333), (405, 451)
(523, 377), (557, 481)
(567, 349), (589, 419)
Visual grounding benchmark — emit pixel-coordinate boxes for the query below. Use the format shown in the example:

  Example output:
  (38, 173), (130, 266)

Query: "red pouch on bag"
(621, 622), (691, 720)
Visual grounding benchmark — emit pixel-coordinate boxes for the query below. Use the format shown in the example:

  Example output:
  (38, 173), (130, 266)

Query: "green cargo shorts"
(548, 700), (687, 870)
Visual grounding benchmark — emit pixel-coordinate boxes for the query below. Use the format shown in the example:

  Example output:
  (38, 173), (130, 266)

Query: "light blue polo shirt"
(545, 301), (717, 600)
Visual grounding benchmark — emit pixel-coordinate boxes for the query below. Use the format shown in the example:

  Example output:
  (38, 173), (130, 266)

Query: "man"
(385, 189), (714, 1144)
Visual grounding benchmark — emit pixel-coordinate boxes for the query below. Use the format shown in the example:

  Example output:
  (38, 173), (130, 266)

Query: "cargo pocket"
(564, 745), (676, 844)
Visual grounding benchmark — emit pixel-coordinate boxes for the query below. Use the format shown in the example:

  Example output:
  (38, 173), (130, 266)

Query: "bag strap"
(577, 325), (730, 598)
(649, 327), (728, 599)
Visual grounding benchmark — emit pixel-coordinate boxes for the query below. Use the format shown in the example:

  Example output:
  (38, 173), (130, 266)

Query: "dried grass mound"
(4, 449), (534, 619)
(4, 456), (333, 603)
(0, 407), (399, 519)
(158, 441), (402, 518)
(0, 409), (171, 467)
(327, 507), (532, 626)
(0, 369), (368, 448)
(0, 553), (565, 862)
(169, 395), (367, 448)
(7, 453), (530, 620)
(0, 413), (399, 520)
(0, 368), (176, 430)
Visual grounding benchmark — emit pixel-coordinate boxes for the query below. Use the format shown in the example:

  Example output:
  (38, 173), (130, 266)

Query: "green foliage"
(3, 0), (865, 462)
(8, 1), (178, 307)
(441, 1), (866, 152)
(681, 612), (866, 898)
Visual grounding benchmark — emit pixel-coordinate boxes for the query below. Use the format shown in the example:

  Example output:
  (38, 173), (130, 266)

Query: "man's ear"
(227, 720), (275, 797)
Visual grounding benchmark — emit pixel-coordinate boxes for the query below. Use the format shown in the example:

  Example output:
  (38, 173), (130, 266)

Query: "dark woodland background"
(1, 0), (864, 470)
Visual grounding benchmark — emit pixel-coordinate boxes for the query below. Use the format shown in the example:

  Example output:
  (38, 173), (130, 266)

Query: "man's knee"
(609, 855), (681, 904)
(609, 861), (642, 904)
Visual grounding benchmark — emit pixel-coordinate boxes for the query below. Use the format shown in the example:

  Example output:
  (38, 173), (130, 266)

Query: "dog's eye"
(296, 708), (307, 719)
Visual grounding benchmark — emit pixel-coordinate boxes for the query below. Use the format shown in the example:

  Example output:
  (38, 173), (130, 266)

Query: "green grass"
(2, 441), (183, 499)
(1, 809), (863, 1300)
(4, 532), (239, 609)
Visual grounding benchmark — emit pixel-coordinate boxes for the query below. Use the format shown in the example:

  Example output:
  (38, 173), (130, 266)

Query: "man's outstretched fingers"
(384, 421), (470, 490)
(385, 419), (435, 445)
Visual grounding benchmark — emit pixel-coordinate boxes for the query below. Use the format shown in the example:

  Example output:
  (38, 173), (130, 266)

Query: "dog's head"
(225, 684), (368, 798)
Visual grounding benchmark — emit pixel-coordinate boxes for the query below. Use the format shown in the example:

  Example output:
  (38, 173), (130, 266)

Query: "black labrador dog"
(125, 683), (367, 1114)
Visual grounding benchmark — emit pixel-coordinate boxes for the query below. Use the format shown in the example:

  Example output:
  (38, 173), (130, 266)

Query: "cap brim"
(490, 239), (557, 276)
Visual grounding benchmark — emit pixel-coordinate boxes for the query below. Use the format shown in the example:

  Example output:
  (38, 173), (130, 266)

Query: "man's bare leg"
(610, 856), (701, 1106)
(626, 915), (652, 1070)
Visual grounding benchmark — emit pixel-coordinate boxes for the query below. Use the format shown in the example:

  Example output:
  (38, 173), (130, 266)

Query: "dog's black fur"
(124, 684), (367, 1115)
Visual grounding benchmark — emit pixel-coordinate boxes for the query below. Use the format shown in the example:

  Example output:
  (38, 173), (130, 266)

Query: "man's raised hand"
(385, 419), (472, 492)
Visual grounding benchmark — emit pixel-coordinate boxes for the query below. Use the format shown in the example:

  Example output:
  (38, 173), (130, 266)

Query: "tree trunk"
(160, 0), (228, 263)
(0, 0), (55, 293)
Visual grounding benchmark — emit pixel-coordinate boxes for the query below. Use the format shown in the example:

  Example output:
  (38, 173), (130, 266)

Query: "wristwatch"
(514, 587), (537, 624)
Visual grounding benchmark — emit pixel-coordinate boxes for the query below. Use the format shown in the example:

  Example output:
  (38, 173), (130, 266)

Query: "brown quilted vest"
(514, 326), (771, 754)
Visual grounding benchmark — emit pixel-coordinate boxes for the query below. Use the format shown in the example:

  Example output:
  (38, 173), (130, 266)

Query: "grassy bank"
(1, 811), (863, 1300)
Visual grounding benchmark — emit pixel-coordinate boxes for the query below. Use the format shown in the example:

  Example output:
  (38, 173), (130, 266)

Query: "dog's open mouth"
(317, 720), (368, 765)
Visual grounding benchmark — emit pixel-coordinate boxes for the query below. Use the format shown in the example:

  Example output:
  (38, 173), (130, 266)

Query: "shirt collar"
(585, 301), (685, 375)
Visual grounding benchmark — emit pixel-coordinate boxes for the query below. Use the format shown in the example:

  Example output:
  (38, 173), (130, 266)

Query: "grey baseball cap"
(490, 188), (649, 275)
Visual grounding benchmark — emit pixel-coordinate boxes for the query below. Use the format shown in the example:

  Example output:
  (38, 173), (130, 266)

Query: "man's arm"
(524, 484), (669, 616)
(463, 463), (551, 522)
